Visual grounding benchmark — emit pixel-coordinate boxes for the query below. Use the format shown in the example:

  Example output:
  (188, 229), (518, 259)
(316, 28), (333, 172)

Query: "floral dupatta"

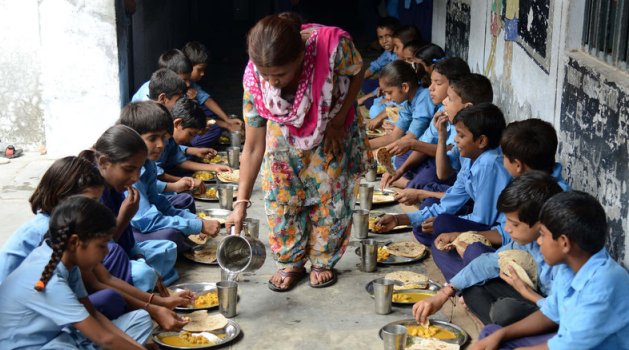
(243, 24), (355, 150)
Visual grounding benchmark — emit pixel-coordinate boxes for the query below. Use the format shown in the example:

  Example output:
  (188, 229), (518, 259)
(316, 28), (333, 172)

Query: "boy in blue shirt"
(118, 101), (220, 253)
(471, 191), (629, 350)
(132, 49), (191, 106)
(359, 16), (400, 108)
(394, 73), (494, 208)
(183, 41), (243, 145)
(433, 118), (571, 280)
(413, 172), (563, 329)
(156, 97), (231, 193)
(377, 103), (511, 246)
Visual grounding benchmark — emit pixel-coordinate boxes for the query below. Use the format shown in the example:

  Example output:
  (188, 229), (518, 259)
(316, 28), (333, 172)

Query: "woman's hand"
(226, 205), (247, 236)
(120, 186), (140, 223)
(324, 122), (346, 157)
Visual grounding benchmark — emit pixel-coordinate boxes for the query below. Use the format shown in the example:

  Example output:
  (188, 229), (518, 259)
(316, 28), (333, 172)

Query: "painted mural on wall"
(516, 0), (552, 72)
(445, 0), (470, 61)
(559, 56), (628, 266)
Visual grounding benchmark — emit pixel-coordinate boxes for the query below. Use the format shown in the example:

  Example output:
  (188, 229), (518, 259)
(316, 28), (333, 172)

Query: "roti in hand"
(376, 148), (396, 176)
(386, 241), (427, 259)
(498, 250), (538, 289)
(183, 311), (228, 332)
(188, 234), (209, 245)
(385, 271), (429, 290)
(438, 231), (492, 251)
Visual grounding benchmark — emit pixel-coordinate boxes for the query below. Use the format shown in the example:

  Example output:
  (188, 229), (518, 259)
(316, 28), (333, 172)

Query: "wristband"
(144, 293), (155, 310)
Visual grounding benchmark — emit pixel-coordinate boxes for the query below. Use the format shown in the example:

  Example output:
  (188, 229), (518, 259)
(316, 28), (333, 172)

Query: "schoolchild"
(182, 41), (243, 149)
(118, 101), (220, 252)
(131, 49), (192, 105)
(377, 103), (510, 246)
(80, 125), (179, 289)
(381, 57), (470, 190)
(472, 191), (629, 350)
(413, 172), (563, 327)
(0, 196), (153, 349)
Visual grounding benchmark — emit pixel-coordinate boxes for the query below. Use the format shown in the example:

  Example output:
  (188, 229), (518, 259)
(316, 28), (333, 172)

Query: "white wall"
(0, 0), (121, 157)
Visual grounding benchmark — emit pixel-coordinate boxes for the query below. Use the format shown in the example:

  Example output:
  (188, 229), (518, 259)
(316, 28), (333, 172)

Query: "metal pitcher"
(217, 231), (266, 273)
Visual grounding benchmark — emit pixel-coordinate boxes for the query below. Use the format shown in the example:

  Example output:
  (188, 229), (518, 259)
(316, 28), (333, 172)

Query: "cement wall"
(434, 0), (629, 266)
(0, 0), (121, 157)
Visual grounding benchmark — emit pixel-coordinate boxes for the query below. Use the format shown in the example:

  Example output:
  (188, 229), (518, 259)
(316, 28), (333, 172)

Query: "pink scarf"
(243, 24), (355, 150)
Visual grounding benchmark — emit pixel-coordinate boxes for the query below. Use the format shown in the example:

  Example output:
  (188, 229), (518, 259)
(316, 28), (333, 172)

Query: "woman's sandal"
(309, 267), (338, 288)
(267, 268), (306, 292)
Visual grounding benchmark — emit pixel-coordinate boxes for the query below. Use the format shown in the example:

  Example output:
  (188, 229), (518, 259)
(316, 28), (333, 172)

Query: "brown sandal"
(267, 268), (306, 292)
(309, 267), (337, 288)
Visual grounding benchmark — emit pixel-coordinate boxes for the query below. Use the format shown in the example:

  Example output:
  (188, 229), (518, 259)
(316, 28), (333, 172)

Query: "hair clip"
(432, 57), (447, 63)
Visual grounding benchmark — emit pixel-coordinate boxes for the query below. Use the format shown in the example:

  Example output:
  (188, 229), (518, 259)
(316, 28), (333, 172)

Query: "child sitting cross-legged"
(182, 41), (243, 148)
(156, 97), (231, 193)
(470, 191), (629, 350)
(413, 171), (563, 329)
(393, 73), (494, 209)
(0, 196), (153, 349)
(432, 118), (571, 280)
(377, 102), (511, 247)
(118, 101), (221, 253)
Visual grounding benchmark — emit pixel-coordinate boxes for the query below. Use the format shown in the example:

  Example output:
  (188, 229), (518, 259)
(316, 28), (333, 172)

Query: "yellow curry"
(377, 247), (390, 262)
(391, 292), (433, 303)
(406, 325), (457, 340)
(192, 291), (219, 308)
(160, 331), (213, 347)
(193, 172), (214, 181)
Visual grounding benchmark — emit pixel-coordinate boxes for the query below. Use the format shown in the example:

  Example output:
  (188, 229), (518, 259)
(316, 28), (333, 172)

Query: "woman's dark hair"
(158, 49), (192, 74)
(433, 57), (470, 83)
(415, 44), (446, 66)
(497, 171), (563, 226)
(171, 97), (206, 130)
(393, 25), (421, 46)
(539, 191), (607, 254)
(148, 68), (187, 101)
(453, 102), (506, 150)
(182, 41), (209, 66)
(29, 156), (104, 215)
(79, 125), (147, 167)
(500, 119), (558, 174)
(379, 60), (426, 90)
(247, 13), (305, 67)
(118, 101), (174, 136)
(34, 196), (115, 291)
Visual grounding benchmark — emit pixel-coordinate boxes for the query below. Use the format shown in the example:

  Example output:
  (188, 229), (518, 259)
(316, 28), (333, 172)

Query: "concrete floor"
(0, 153), (481, 349)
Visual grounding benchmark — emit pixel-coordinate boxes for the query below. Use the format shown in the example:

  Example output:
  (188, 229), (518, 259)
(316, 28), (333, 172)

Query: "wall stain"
(559, 57), (628, 266)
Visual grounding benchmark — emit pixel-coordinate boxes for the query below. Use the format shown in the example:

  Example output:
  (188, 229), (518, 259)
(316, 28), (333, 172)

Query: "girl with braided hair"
(0, 196), (153, 349)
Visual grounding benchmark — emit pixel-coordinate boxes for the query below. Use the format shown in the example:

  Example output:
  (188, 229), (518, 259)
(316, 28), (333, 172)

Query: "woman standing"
(227, 13), (370, 291)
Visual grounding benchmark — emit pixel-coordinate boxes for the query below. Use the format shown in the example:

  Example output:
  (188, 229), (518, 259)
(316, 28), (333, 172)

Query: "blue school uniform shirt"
(0, 242), (90, 349)
(0, 212), (49, 284)
(540, 249), (629, 350)
(131, 81), (150, 102)
(101, 186), (140, 257)
(155, 138), (189, 193)
(494, 162), (571, 245)
(407, 147), (511, 226)
(131, 160), (202, 235)
(191, 81), (210, 105)
(368, 51), (397, 74)
(394, 88), (435, 138)
(450, 239), (557, 297)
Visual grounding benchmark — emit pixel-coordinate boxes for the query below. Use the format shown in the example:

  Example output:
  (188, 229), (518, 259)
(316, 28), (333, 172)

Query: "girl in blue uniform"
(80, 124), (179, 290)
(0, 196), (153, 349)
